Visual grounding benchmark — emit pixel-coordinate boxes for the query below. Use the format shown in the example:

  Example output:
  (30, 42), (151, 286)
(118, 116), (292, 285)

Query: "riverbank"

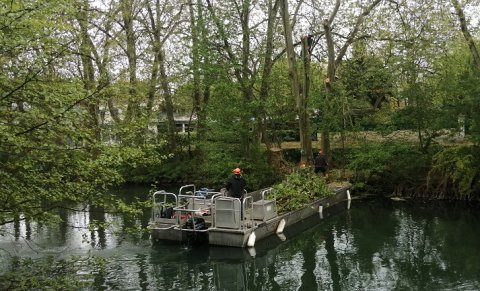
(135, 138), (478, 201)
(276, 142), (479, 201)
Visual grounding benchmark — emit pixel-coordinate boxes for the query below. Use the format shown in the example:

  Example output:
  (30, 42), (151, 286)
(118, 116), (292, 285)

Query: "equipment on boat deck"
(195, 188), (216, 197)
(252, 199), (277, 221)
(184, 217), (207, 230)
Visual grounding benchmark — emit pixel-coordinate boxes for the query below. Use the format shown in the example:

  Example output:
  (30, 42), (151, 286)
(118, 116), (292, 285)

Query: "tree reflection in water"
(2, 195), (480, 290)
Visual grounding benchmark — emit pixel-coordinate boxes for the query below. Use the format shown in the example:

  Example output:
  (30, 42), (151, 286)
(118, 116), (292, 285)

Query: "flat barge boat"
(149, 184), (351, 247)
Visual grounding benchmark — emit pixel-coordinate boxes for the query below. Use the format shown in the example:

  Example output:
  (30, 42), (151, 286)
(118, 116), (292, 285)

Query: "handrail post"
(179, 184), (196, 196)
(151, 191), (177, 222)
(242, 196), (253, 229)
(260, 188), (274, 222)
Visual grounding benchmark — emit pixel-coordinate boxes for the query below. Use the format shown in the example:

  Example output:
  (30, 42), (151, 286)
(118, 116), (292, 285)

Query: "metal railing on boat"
(175, 187), (223, 232)
(151, 191), (178, 228)
(151, 186), (278, 233)
(212, 195), (255, 230)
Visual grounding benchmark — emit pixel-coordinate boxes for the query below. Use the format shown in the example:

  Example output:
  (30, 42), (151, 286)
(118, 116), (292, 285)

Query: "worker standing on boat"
(225, 168), (246, 198)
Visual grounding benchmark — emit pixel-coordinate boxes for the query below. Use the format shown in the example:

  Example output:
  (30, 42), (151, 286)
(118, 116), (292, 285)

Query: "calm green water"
(1, 186), (480, 290)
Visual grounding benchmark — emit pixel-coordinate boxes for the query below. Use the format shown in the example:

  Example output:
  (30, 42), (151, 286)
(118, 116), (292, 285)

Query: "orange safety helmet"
(232, 168), (241, 174)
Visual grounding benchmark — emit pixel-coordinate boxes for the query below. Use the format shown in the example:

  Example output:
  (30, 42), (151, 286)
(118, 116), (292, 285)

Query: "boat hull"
(208, 186), (349, 247)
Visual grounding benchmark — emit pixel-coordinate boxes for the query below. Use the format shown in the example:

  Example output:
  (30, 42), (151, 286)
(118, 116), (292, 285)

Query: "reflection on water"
(2, 190), (480, 290)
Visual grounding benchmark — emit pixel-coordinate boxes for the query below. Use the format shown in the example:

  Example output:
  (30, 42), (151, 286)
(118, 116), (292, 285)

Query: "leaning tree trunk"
(322, 19), (335, 157)
(451, 0), (480, 70)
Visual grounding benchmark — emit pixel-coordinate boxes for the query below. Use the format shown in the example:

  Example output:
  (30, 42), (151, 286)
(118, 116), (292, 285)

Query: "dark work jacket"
(314, 153), (328, 169)
(225, 174), (246, 198)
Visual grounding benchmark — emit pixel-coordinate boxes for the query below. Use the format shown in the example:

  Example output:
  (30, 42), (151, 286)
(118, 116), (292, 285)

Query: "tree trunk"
(120, 0), (139, 122)
(77, 0), (101, 142)
(322, 19), (335, 156)
(241, 0), (254, 153)
(301, 35), (313, 164)
(146, 2), (161, 116)
(199, 0), (214, 140)
(451, 0), (480, 70)
(280, 0), (310, 166)
(189, 0), (203, 137)
(258, 0), (280, 151)
(159, 49), (177, 151)
(321, 0), (382, 157)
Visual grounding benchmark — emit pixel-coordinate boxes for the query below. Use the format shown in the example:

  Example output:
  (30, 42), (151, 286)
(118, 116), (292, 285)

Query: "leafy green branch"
(269, 170), (332, 214)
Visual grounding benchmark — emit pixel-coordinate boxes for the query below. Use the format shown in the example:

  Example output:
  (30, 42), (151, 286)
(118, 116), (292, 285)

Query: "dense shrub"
(346, 140), (431, 194)
(428, 145), (480, 199)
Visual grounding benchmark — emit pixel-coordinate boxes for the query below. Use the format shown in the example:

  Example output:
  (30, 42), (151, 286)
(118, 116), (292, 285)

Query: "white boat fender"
(247, 232), (256, 247)
(347, 190), (351, 200)
(318, 205), (323, 214)
(247, 247), (256, 257)
(276, 219), (286, 234)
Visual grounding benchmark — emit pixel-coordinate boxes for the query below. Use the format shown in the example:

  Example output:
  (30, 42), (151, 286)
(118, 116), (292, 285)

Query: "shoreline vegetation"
(272, 136), (479, 201)
(150, 137), (479, 202)
(149, 140), (480, 203)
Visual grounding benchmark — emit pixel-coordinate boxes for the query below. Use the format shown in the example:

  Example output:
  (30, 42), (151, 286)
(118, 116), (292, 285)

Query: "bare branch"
(335, 0), (382, 66)
(328, 0), (341, 25)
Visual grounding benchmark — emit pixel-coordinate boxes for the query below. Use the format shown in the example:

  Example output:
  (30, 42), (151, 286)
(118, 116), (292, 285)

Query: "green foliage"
(431, 40), (480, 145)
(346, 141), (430, 192)
(0, 137), (122, 226)
(191, 77), (280, 189)
(428, 145), (480, 199)
(269, 171), (332, 214)
(263, 60), (299, 143)
(111, 144), (171, 184)
(339, 42), (394, 110)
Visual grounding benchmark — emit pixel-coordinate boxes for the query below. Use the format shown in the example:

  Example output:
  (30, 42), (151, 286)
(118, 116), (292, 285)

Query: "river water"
(1, 186), (480, 290)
